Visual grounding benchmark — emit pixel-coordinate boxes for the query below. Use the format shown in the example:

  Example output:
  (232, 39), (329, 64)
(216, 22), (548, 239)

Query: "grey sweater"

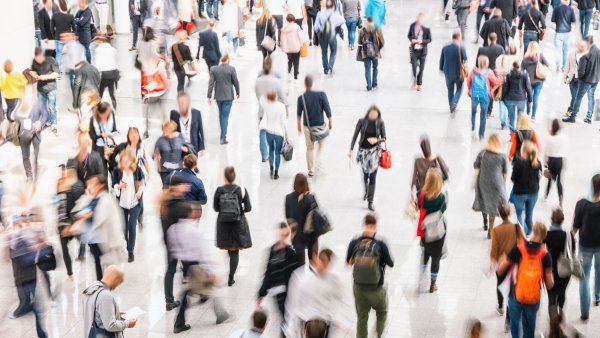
(83, 282), (130, 338)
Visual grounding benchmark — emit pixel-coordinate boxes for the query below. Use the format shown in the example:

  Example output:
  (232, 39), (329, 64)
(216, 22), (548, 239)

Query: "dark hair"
(586, 35), (594, 45)
(252, 309), (268, 330)
(489, 32), (497, 43)
(550, 118), (560, 136)
(305, 320), (329, 338)
(183, 154), (197, 169)
(266, 91), (277, 101)
(59, 0), (68, 12)
(420, 136), (431, 158)
(143, 26), (155, 42)
(224, 166), (236, 183)
(468, 319), (483, 338)
(319, 248), (334, 262)
(452, 31), (461, 40)
(263, 56), (272, 74)
(88, 174), (108, 190)
(512, 61), (520, 69)
(325, 0), (334, 9)
(304, 75), (313, 89)
(94, 102), (111, 120)
(592, 174), (600, 197)
(286, 14), (296, 22)
(365, 105), (381, 120)
(293, 173), (309, 194)
(126, 127), (141, 150)
(498, 200), (511, 220)
(34, 47), (43, 56)
(364, 213), (377, 226)
(551, 208), (565, 225)
(279, 221), (289, 230)
(366, 16), (373, 23)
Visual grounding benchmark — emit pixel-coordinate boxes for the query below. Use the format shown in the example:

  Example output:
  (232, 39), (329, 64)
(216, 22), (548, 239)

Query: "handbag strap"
(90, 288), (106, 330)
(301, 94), (311, 128)
(527, 9), (540, 34)
(173, 43), (185, 67)
(564, 231), (572, 260)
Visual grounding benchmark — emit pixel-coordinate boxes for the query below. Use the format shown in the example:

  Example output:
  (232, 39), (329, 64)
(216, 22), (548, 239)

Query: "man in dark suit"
(170, 92), (206, 154)
(480, 8), (512, 50)
(196, 19), (221, 70)
(477, 32), (505, 117)
(74, 0), (93, 62)
(439, 30), (467, 114)
(38, 0), (56, 57)
(491, 0), (517, 24)
(407, 12), (431, 91)
(128, 0), (148, 50)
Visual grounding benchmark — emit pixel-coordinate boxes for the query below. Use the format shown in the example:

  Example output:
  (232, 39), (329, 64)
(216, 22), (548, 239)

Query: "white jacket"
(259, 97), (287, 137)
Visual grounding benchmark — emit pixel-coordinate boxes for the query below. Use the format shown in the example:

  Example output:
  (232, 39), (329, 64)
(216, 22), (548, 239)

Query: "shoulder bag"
(87, 289), (117, 338)
(528, 9), (545, 41)
(281, 138), (294, 161)
(173, 43), (197, 77)
(458, 45), (468, 82)
(422, 210), (446, 243)
(301, 94), (329, 142)
(260, 19), (276, 52)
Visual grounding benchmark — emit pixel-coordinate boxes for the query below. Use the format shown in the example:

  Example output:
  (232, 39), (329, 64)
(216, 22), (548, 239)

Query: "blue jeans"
(571, 80), (597, 120)
(259, 129), (268, 159)
(123, 203), (142, 253)
(444, 76), (463, 110)
(471, 95), (489, 139)
(55, 40), (64, 69)
(18, 281), (47, 338)
(579, 246), (600, 317)
(503, 100), (527, 130)
(265, 132), (284, 170)
(522, 30), (539, 52)
(580, 8), (593, 38)
(527, 82), (543, 118)
(207, 0), (219, 19)
(499, 100), (508, 128)
(320, 36), (337, 73)
(508, 292), (540, 338)
(475, 6), (490, 37)
(217, 100), (233, 140)
(345, 16), (360, 46)
(35, 29), (42, 48)
(568, 79), (579, 111)
(82, 42), (91, 63)
(512, 192), (538, 235)
(554, 32), (569, 70)
(224, 31), (239, 54)
(38, 90), (57, 125)
(364, 57), (379, 90)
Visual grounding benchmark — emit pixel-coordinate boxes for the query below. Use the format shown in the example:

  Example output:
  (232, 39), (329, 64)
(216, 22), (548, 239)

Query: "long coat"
(214, 184), (252, 250)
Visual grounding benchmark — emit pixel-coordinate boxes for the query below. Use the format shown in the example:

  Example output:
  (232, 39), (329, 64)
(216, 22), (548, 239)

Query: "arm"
(540, 12), (547, 28)
(321, 93), (332, 129)
(197, 113), (206, 151)
(378, 29), (385, 49)
(242, 188), (252, 212)
(97, 295), (130, 333)
(232, 68), (240, 98)
(407, 23), (414, 41)
(422, 28), (431, 45)
(544, 268), (555, 290)
(439, 48), (445, 72)
(578, 55), (589, 79)
(572, 200), (584, 236)
(508, 133), (517, 159)
(258, 250), (274, 298)
(380, 241), (394, 268)
(525, 75), (533, 103)
(213, 188), (220, 212)
(297, 96), (303, 133)
(349, 119), (362, 151)
(346, 240), (356, 265)
(207, 68), (215, 99)
(196, 180), (208, 205)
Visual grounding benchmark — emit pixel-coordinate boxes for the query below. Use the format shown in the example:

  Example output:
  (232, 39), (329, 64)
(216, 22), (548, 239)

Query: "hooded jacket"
(82, 281), (130, 338)
(281, 22), (304, 53)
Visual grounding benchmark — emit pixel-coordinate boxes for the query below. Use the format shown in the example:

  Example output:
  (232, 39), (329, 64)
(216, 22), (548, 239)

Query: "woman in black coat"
(214, 166), (252, 286)
(256, 9), (277, 59)
(285, 173), (319, 265)
(545, 208), (574, 316)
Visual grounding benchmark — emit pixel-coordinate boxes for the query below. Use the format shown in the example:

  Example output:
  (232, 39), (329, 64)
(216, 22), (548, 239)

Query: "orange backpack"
(514, 239), (547, 304)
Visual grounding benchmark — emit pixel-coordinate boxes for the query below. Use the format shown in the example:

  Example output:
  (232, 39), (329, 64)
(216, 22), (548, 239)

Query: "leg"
(99, 77), (108, 101)
(372, 58), (379, 88)
(580, 247), (593, 317)
(585, 83), (597, 121)
(372, 286), (388, 337)
(367, 170), (377, 204)
(524, 193), (538, 236)
(480, 98), (489, 139)
(266, 132), (275, 168)
(46, 90), (57, 126)
(593, 249), (600, 304)
(303, 128), (315, 174)
(19, 137), (33, 179)
(410, 52), (418, 80)
(320, 39), (329, 72)
(107, 80), (117, 109)
(126, 204), (141, 254)
(508, 293), (523, 338)
(88, 243), (103, 280)
(416, 53), (426, 85)
(174, 290), (189, 328)
(444, 76), (454, 109)
(59, 235), (73, 276)
(219, 100), (232, 140)
(55, 41), (64, 69)
(496, 272), (505, 309)
(287, 53), (293, 74)
(292, 53), (300, 79)
(164, 258), (178, 304)
(570, 81), (591, 119)
(470, 98), (478, 132)
(328, 38), (337, 71)
(132, 15), (140, 47)
(259, 129), (268, 160)
(364, 58), (372, 90)
(227, 250), (239, 284)
(314, 137), (326, 173)
(499, 100), (508, 128)
(453, 79), (464, 110)
(274, 135), (283, 170)
(353, 284), (370, 338)
(512, 194), (527, 234)
(532, 82), (543, 118)
(521, 302), (540, 338)
(176, 70), (186, 92)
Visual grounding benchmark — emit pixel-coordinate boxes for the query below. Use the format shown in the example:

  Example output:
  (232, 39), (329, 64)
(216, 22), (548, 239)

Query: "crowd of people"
(0, 0), (599, 337)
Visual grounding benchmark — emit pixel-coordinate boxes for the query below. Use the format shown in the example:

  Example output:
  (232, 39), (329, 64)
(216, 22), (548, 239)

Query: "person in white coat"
(221, 0), (244, 55)
(259, 91), (288, 179)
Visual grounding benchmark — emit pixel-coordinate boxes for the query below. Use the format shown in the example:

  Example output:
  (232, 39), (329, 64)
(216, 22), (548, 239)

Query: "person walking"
(407, 12), (432, 91)
(508, 114), (540, 162)
(357, 16), (385, 91)
(197, 19), (222, 70)
(365, 0), (387, 29)
(467, 55), (501, 140)
(52, 0), (75, 68)
(232, 310), (268, 338)
(551, 0), (576, 72)
(67, 129), (106, 183)
(14, 93), (47, 180)
(454, 0), (472, 39)
(511, 140), (542, 235)
(214, 166), (252, 286)
(544, 119), (566, 206)
(280, 14), (304, 80)
(137, 27), (160, 68)
(410, 135), (450, 193)
(521, 42), (548, 120)
(495, 42), (519, 128)
(89, 102), (119, 173)
(168, 154), (208, 204)
(207, 0), (220, 19)
(564, 40), (587, 118)
(153, 121), (187, 187)
(143, 5), (170, 55)
(502, 61), (532, 130)
(314, 0), (345, 75)
(38, 0), (56, 58)
(72, 60), (101, 118)
(259, 91), (288, 179)
(171, 30), (196, 93)
(29, 47), (60, 133)
(518, 0), (545, 51)
(74, 0), (93, 62)
(269, 0), (287, 42)
(93, 34), (119, 109)
(346, 213), (394, 338)
(285, 173), (320, 264)
(306, 0), (321, 45)
(475, 0), (493, 44)
(208, 54), (240, 144)
(170, 91), (206, 155)
(492, 0), (518, 23)
(577, 0), (597, 38)
(439, 31), (468, 114)
(474, 134), (508, 238)
(572, 174), (600, 321)
(177, 0), (200, 34)
(480, 8), (512, 50)
(296, 75), (332, 177)
(129, 0), (148, 50)
(221, 0), (243, 56)
(477, 32), (505, 117)
(340, 0), (361, 49)
(0, 60), (28, 121)
(563, 36), (600, 124)
(256, 9), (277, 59)
(545, 208), (574, 317)
(348, 105), (387, 211)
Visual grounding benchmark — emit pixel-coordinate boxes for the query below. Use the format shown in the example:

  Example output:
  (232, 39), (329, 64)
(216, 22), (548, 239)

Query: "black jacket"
(477, 43), (505, 69)
(258, 245), (300, 297)
(170, 109), (205, 152)
(52, 12), (75, 37)
(503, 68), (533, 102)
(492, 0), (518, 22)
(577, 0), (600, 10)
(197, 28), (221, 63)
(511, 158), (541, 195)
(128, 0), (148, 18)
(407, 22), (432, 55)
(285, 191), (318, 245)
(578, 44), (600, 84)
(112, 166), (145, 203)
(38, 8), (56, 40)
(214, 184), (252, 249)
(256, 18), (277, 49)
(74, 7), (93, 44)
(521, 55), (549, 84)
(66, 151), (106, 182)
(480, 16), (512, 49)
(350, 118), (386, 150)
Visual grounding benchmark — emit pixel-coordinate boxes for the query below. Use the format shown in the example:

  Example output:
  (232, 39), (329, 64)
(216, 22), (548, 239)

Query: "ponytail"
(530, 147), (539, 169)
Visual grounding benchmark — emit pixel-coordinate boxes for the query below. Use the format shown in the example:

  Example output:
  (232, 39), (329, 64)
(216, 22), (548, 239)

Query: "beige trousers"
(303, 128), (326, 174)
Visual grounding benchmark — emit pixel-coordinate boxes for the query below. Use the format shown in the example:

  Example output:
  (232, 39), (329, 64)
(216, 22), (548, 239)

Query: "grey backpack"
(352, 237), (381, 285)
(219, 186), (241, 223)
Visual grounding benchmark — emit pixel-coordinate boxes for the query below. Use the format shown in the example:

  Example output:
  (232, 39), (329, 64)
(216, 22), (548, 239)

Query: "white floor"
(1, 0), (600, 337)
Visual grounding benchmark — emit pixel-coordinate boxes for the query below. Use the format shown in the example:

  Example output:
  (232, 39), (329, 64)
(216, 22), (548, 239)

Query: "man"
(454, 0), (471, 39)
(197, 19), (221, 70)
(129, 0), (148, 51)
(358, 16), (385, 91)
(564, 40), (587, 117)
(170, 92), (205, 155)
(572, 174), (600, 321)
(517, 0), (546, 51)
(407, 12), (432, 91)
(498, 221), (554, 338)
(72, 60), (101, 111)
(477, 32), (504, 116)
(578, 0), (597, 38)
(38, 0), (56, 58)
(67, 130), (106, 183)
(231, 310), (268, 338)
(169, 154), (208, 204)
(314, 0), (345, 75)
(207, 0), (220, 20)
(474, 0), (493, 43)
(74, 0), (93, 62)
(480, 8), (511, 50)
(82, 266), (137, 337)
(296, 75), (332, 177)
(52, 0), (75, 68)
(491, 0), (517, 23)
(551, 0), (576, 71)
(439, 30), (468, 114)
(346, 213), (394, 338)
(144, 5), (171, 54)
(207, 54), (240, 144)
(14, 95), (47, 180)
(564, 36), (600, 124)
(30, 47), (60, 134)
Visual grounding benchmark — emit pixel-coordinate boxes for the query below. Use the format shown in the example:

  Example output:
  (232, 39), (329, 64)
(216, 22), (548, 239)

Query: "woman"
(508, 114), (540, 161)
(411, 135), (449, 193)
(171, 30), (195, 92)
(0, 60), (27, 121)
(348, 105), (387, 211)
(13, 90), (46, 180)
(545, 208), (574, 318)
(418, 169), (446, 293)
(518, 0), (546, 51)
(112, 150), (145, 262)
(78, 87), (101, 124)
(214, 166), (252, 286)
(544, 119), (565, 206)
(280, 14), (304, 80)
(259, 91), (288, 179)
(285, 173), (319, 265)
(256, 8), (277, 59)
(113, 127), (151, 178)
(177, 0), (200, 34)
(467, 55), (500, 140)
(88, 102), (119, 173)
(473, 133), (508, 238)
(93, 33), (119, 109)
(521, 41), (549, 120)
(511, 140), (542, 235)
(501, 61), (532, 130)
(495, 43), (521, 129)
(137, 27), (161, 69)
(341, 0), (361, 49)
(141, 57), (169, 137)
(221, 0), (243, 56)
(153, 121), (186, 187)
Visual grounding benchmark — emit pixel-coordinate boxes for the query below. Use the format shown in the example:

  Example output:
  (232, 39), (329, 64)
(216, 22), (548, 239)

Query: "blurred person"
(89, 102), (119, 174)
(74, 0), (93, 62)
(407, 12), (432, 91)
(169, 91), (206, 155)
(259, 91), (288, 179)
(171, 30), (196, 92)
(197, 19), (222, 70)
(93, 33), (119, 109)
(214, 166), (252, 286)
(256, 10), (277, 59)
(508, 114), (540, 162)
(287, 0), (307, 28)
(340, 0), (360, 49)
(38, 0), (56, 56)
(306, 0), (321, 45)
(364, 0), (386, 29)
(511, 140), (542, 235)
(454, 0), (471, 39)
(498, 221), (554, 338)
(29, 47), (60, 133)
(564, 40), (587, 118)
(78, 88), (102, 125)
(207, 0), (220, 20)
(314, 0), (345, 75)
(140, 58), (169, 137)
(544, 119), (566, 206)
(231, 309), (268, 337)
(521, 42), (548, 119)
(476, 32), (504, 117)
(439, 30), (467, 114)
(495, 43), (520, 129)
(95, 0), (110, 30)
(480, 8), (511, 50)
(517, 0), (545, 51)
(220, 0), (243, 56)
(72, 60), (101, 117)
(346, 213), (394, 338)
(51, 0), (75, 68)
(563, 36), (600, 124)
(154, 120), (187, 187)
(545, 208), (574, 317)
(467, 55), (501, 140)
(269, 0), (287, 42)
(285, 173), (320, 264)
(58, 32), (86, 103)
(168, 154), (208, 204)
(474, 1), (492, 44)
(357, 16), (385, 91)
(144, 5), (170, 55)
(473, 134), (508, 238)
(348, 105), (387, 211)
(137, 27), (160, 68)
(177, 0), (200, 34)
(0, 60), (28, 121)
(281, 14), (304, 80)
(410, 135), (449, 193)
(129, 0), (148, 50)
(551, 0), (576, 72)
(112, 127), (151, 176)
(82, 265), (137, 337)
(67, 128), (106, 183)
(502, 61), (532, 131)
(491, 0), (518, 23)
(578, 0), (596, 38)
(207, 54), (240, 145)
(13, 90), (47, 180)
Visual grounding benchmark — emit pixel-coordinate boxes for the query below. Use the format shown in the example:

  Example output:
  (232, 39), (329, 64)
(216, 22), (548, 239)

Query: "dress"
(473, 150), (507, 215)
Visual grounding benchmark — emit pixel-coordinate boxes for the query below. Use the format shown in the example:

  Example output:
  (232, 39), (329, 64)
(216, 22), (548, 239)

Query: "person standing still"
(357, 17), (385, 91)
(408, 12), (432, 91)
(439, 30), (468, 114)
(208, 54), (240, 144)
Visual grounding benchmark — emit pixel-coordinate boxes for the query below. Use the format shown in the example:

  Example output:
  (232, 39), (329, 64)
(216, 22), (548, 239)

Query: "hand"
(101, 132), (110, 139)
(128, 319), (137, 328)
(347, 150), (353, 158)
(43, 39), (48, 43)
(120, 312), (125, 320)
(33, 121), (42, 133)
(181, 146), (189, 153)
(119, 181), (128, 189)
(256, 297), (264, 307)
(135, 191), (143, 200)
(199, 150), (205, 157)
(367, 137), (378, 145)
(411, 39), (418, 44)
(77, 211), (93, 220)
(328, 120), (332, 130)
(236, 94), (240, 99)
(483, 7), (490, 13)
(207, 98), (212, 105)
(104, 146), (115, 156)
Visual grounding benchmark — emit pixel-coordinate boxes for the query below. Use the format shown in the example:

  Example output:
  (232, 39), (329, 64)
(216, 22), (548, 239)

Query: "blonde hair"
(477, 55), (490, 69)
(118, 149), (138, 172)
(532, 221), (548, 240)
(484, 133), (503, 154)
(520, 140), (539, 169)
(525, 41), (540, 58)
(517, 114), (533, 130)
(176, 29), (188, 42)
(162, 120), (178, 132)
(258, 8), (271, 23)
(57, 168), (78, 193)
(423, 168), (443, 199)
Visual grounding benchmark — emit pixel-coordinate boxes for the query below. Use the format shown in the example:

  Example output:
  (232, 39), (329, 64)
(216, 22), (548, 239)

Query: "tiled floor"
(1, 0), (600, 337)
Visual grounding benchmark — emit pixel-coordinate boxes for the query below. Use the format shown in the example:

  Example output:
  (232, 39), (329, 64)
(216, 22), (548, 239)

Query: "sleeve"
(480, 21), (488, 39)
(258, 249), (273, 297)
(466, 71), (474, 93)
(97, 295), (129, 333)
(213, 188), (221, 212)
(197, 112), (205, 151)
(380, 120), (386, 140)
(407, 24), (413, 41)
(531, 131), (540, 149)
(380, 241), (394, 267)
(578, 55), (588, 79)
(242, 187), (252, 212)
(573, 200), (585, 230)
(437, 156), (450, 176)
(539, 12), (547, 28)
(511, 159), (520, 183)
(440, 194), (447, 213)
(439, 47), (445, 72)
(321, 93), (332, 118)
(502, 156), (508, 174)
(297, 95), (303, 119)
(377, 29), (385, 49)
(571, 8), (577, 23)
(423, 28), (431, 44)
(207, 68), (215, 98)
(89, 119), (99, 144)
(349, 119), (362, 150)
(345, 239), (356, 264)
(524, 74), (533, 102)
(197, 180), (208, 205)
(518, 15), (524, 29)
(411, 159), (419, 188)
(490, 231), (500, 261)
(551, 8), (556, 23)
(183, 45), (192, 62)
(541, 55), (549, 67)
(508, 132), (517, 159)
(462, 46), (468, 62)
(474, 151), (483, 169)
(232, 68), (240, 96)
(543, 252), (552, 270)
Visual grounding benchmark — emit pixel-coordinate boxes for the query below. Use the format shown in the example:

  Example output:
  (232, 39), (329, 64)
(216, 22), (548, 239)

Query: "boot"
(270, 166), (274, 178)
(363, 182), (369, 200)
(367, 183), (376, 210)
(482, 214), (488, 231)
(429, 279), (438, 293)
(274, 170), (279, 180)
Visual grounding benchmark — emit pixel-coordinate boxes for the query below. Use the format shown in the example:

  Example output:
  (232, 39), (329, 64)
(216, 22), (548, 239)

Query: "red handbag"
(379, 143), (392, 169)
(416, 191), (426, 238)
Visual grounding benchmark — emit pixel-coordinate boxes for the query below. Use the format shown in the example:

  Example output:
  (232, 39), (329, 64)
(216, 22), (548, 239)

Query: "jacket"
(285, 191), (318, 245)
(350, 118), (386, 150)
(256, 18), (277, 49)
(511, 157), (542, 194)
(197, 28), (221, 63)
(258, 98), (287, 136)
(281, 22), (304, 54)
(73, 62), (101, 108)
(364, 0), (386, 28)
(502, 68), (532, 102)
(208, 63), (240, 101)
(551, 4), (576, 33)
(170, 108), (205, 152)
(89, 111), (118, 151)
(177, 0), (199, 22)
(521, 54), (549, 84)
(0, 72), (27, 99)
(490, 221), (524, 261)
(15, 103), (48, 139)
(255, 73), (288, 119)
(357, 26), (385, 60)
(407, 23), (432, 55)
(467, 68), (501, 97)
(258, 244), (300, 297)
(455, 0), (472, 9)
(74, 7), (93, 44)
(477, 43), (506, 70)
(38, 8), (56, 40)
(167, 218), (216, 272)
(129, 0), (148, 18)
(577, 0), (600, 10)
(112, 166), (145, 202)
(480, 15), (512, 49)
(52, 12), (75, 37)
(563, 50), (581, 83)
(67, 151), (106, 182)
(169, 168), (207, 204)
(509, 129), (539, 159)
(578, 44), (600, 84)
(439, 42), (468, 79)
(214, 184), (252, 249)
(491, 0), (518, 22)
(82, 282), (130, 338)
(296, 90), (332, 127)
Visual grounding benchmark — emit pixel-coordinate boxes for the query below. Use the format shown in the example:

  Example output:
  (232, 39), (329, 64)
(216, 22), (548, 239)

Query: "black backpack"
(219, 186), (242, 223)
(362, 31), (377, 58)
(351, 236), (382, 285)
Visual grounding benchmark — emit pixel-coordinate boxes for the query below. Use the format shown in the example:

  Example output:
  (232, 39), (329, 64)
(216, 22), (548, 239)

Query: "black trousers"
(99, 74), (117, 109)
(88, 243), (103, 281)
(131, 15), (142, 47)
(273, 15), (284, 43)
(546, 157), (564, 199)
(306, 9), (317, 42)
(59, 233), (77, 276)
(287, 52), (300, 79)
(294, 235), (319, 266)
(410, 50), (426, 85)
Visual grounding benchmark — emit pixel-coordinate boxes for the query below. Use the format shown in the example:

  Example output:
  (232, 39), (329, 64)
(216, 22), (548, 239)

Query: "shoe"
(416, 85), (422, 91)
(270, 166), (274, 178)
(129, 46), (136, 51)
(216, 313), (232, 324)
(581, 315), (589, 321)
(562, 117), (576, 123)
(128, 253), (134, 263)
(584, 118), (592, 124)
(497, 307), (504, 316)
(445, 13), (450, 21)
(166, 300), (180, 311)
(308, 171), (314, 177)
(228, 278), (235, 287)
(594, 300), (600, 306)
(173, 324), (191, 334)
(429, 280), (438, 293)
(368, 203), (375, 211)
(262, 158), (268, 162)
(220, 138), (229, 145)
(372, 85), (378, 90)
(273, 170), (279, 180)
(366, 87), (372, 91)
